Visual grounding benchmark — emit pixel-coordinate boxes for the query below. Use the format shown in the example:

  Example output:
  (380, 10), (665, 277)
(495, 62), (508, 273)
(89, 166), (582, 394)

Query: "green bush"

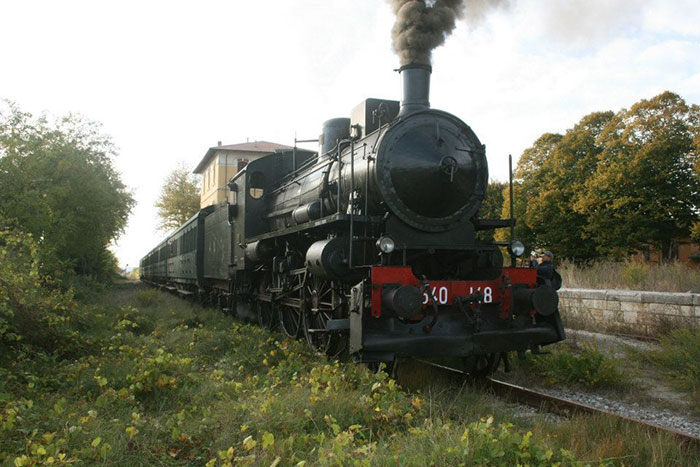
(531, 344), (628, 389)
(621, 262), (649, 287)
(0, 226), (88, 357)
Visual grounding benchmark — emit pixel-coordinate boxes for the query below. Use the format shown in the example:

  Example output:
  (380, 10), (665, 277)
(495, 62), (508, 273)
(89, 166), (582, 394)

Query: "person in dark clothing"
(536, 251), (554, 282)
(529, 251), (539, 268)
(536, 250), (562, 289)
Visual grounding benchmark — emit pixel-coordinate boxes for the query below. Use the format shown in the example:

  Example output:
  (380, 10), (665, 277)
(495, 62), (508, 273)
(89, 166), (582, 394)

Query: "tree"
(155, 164), (200, 232)
(496, 133), (563, 251)
(574, 92), (700, 259)
(692, 154), (700, 244)
(526, 111), (614, 261)
(0, 101), (135, 278)
(476, 180), (506, 242)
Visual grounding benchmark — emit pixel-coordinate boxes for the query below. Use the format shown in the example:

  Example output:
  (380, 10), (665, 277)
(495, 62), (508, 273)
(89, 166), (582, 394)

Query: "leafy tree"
(0, 224), (87, 357)
(692, 155), (700, 244)
(0, 101), (134, 278)
(476, 180), (506, 242)
(496, 133), (563, 251)
(526, 111), (614, 261)
(154, 164), (200, 232)
(574, 92), (699, 259)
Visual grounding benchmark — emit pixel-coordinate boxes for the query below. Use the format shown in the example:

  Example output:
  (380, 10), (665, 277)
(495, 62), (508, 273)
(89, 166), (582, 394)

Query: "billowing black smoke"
(389, 0), (510, 65)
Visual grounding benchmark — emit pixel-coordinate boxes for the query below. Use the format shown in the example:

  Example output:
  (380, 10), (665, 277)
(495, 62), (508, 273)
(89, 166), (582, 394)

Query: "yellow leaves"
(242, 435), (257, 451)
(94, 376), (108, 388)
(91, 436), (102, 448)
(125, 426), (139, 439)
(410, 397), (423, 410)
(52, 398), (66, 415)
(261, 431), (275, 449)
(240, 424), (249, 432)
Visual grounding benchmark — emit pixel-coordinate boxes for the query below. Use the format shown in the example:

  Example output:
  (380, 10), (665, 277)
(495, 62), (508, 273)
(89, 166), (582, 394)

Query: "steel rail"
(414, 359), (700, 448)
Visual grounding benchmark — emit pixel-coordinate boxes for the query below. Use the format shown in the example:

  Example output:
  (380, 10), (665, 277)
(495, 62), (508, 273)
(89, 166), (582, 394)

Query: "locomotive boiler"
(141, 63), (565, 375)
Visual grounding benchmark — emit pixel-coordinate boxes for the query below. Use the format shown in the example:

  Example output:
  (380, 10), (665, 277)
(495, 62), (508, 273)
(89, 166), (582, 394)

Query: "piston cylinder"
(305, 238), (350, 279)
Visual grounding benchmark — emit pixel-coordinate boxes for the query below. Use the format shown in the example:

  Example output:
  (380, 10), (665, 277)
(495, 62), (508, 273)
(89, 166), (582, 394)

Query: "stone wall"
(558, 289), (700, 335)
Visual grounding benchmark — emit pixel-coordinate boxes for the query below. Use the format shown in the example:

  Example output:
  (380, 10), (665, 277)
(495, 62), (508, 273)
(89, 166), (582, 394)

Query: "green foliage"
(506, 91), (700, 261)
(621, 262), (649, 287)
(496, 133), (562, 249)
(155, 163), (200, 232)
(526, 112), (614, 261)
(530, 344), (628, 389)
(0, 100), (134, 279)
(644, 327), (700, 397)
(692, 221), (700, 244)
(0, 285), (589, 466)
(373, 416), (577, 466)
(0, 226), (88, 357)
(575, 92), (700, 259)
(476, 180), (506, 242)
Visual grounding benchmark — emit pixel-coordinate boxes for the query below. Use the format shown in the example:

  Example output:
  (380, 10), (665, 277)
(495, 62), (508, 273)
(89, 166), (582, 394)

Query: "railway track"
(415, 359), (700, 448)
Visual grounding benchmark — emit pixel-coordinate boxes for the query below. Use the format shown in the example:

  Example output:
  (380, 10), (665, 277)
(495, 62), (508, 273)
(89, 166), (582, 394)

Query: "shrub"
(621, 262), (649, 287)
(0, 226), (87, 357)
(531, 344), (628, 389)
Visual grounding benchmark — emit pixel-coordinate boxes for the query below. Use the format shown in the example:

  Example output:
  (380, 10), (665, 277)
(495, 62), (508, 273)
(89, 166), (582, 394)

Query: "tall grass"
(558, 260), (700, 292)
(642, 327), (700, 399)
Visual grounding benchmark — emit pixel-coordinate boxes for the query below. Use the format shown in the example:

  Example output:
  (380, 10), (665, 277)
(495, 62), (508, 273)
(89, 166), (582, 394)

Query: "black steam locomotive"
(140, 64), (565, 375)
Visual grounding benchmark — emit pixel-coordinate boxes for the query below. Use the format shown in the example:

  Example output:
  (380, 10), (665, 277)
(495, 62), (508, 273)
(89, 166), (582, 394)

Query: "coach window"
(249, 171), (265, 199)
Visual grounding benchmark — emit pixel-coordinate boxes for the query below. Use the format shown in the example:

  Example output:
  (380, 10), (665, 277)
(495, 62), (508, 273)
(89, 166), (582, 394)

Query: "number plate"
(422, 283), (495, 305)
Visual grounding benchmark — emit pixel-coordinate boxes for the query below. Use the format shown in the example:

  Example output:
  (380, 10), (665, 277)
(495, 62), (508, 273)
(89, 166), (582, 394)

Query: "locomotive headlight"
(376, 236), (396, 254)
(509, 240), (525, 257)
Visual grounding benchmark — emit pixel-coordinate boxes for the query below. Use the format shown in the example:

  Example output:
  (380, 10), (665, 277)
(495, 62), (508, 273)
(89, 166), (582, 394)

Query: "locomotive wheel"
(255, 273), (277, 331)
(279, 304), (303, 338)
(462, 353), (498, 377)
(303, 276), (346, 357)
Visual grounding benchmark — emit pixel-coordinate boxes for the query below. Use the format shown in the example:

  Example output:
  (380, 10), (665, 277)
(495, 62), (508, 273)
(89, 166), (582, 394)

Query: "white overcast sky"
(1, 0), (699, 268)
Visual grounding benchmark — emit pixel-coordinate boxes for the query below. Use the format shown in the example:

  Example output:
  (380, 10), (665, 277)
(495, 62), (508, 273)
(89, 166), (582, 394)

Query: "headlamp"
(376, 236), (396, 254)
(509, 240), (525, 257)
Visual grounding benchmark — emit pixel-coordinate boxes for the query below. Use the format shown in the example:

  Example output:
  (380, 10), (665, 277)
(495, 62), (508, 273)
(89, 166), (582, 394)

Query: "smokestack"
(398, 64), (432, 117)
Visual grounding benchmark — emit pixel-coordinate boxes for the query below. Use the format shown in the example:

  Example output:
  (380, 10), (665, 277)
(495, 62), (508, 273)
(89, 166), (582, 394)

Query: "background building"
(193, 141), (293, 208)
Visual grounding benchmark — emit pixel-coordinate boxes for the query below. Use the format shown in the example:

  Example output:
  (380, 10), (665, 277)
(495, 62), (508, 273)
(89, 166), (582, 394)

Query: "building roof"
(193, 140), (294, 174)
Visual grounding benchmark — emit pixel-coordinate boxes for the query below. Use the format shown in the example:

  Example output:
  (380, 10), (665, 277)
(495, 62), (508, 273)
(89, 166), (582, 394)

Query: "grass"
(500, 342), (631, 391)
(1, 283), (698, 465)
(559, 260), (700, 293)
(640, 327), (700, 401)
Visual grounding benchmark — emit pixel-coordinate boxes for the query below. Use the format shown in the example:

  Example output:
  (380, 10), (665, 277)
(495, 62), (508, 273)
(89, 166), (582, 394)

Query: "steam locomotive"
(140, 64), (565, 375)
